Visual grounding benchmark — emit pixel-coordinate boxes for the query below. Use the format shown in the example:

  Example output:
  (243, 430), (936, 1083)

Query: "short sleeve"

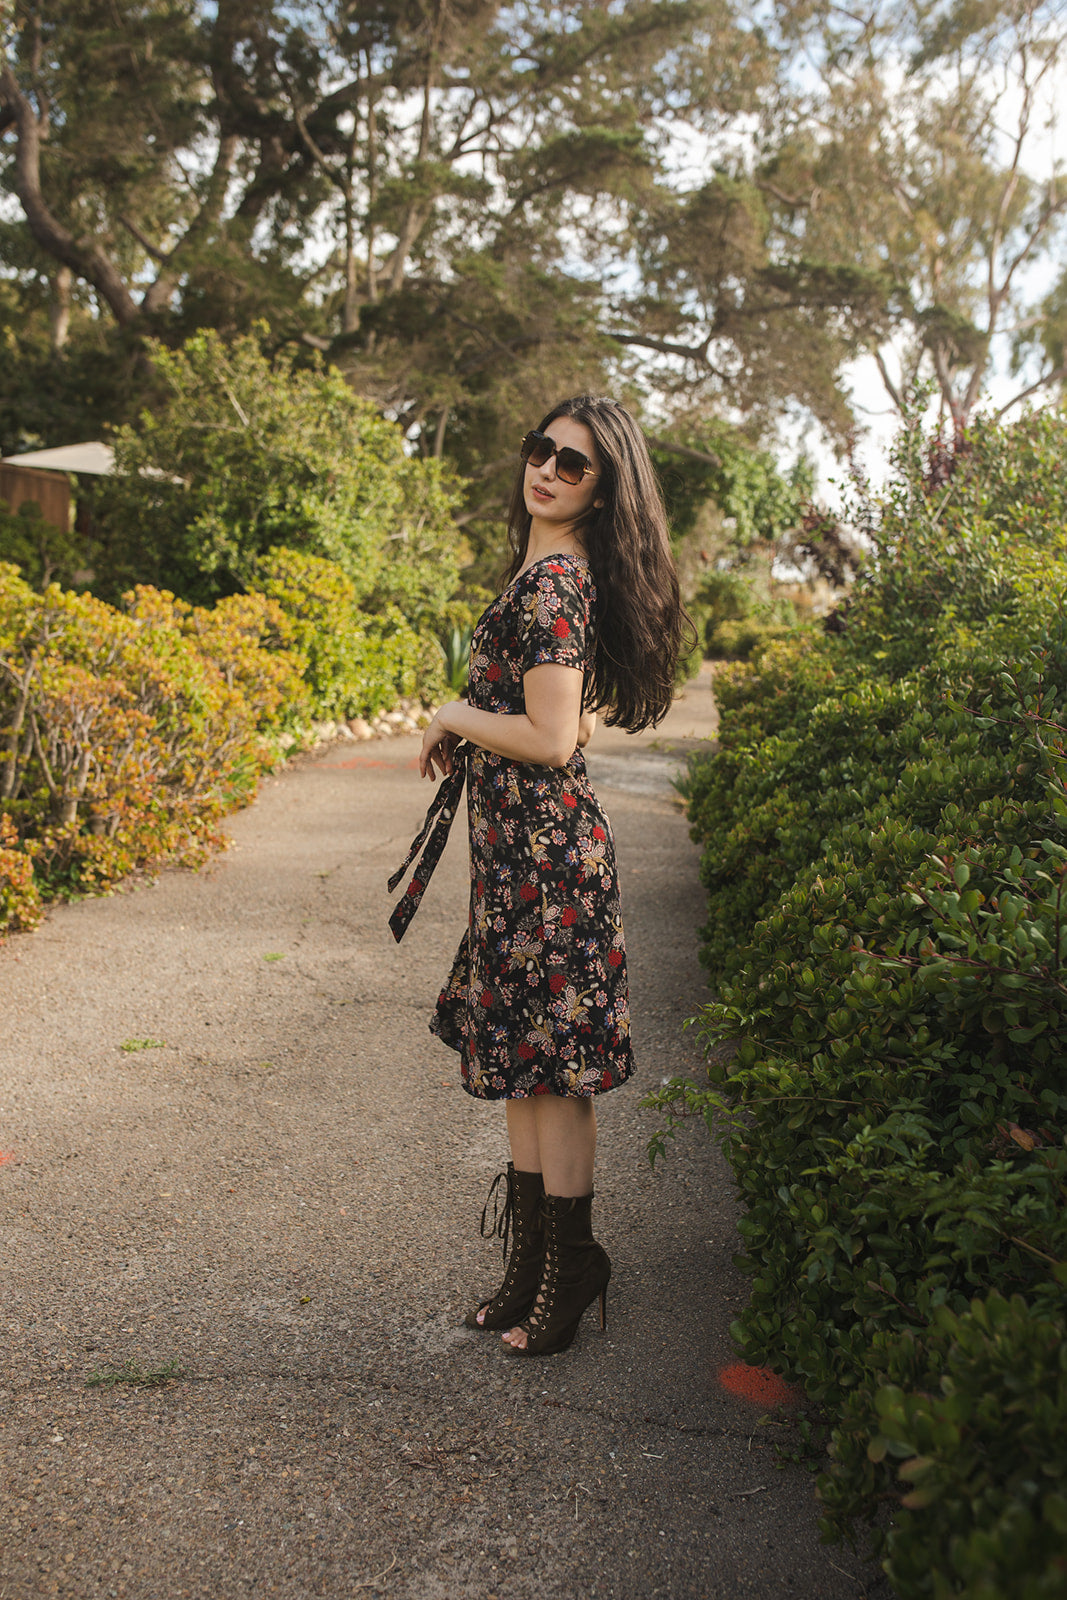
(518, 562), (589, 675)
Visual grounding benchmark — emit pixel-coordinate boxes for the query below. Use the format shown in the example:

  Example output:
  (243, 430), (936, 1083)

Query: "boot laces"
(527, 1208), (561, 1329)
(479, 1167), (514, 1263)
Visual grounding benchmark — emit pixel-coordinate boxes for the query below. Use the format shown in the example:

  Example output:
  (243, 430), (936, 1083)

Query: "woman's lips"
(532, 484), (554, 501)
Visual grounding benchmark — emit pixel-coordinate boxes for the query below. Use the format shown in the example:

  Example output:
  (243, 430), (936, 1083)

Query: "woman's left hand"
(420, 711), (459, 780)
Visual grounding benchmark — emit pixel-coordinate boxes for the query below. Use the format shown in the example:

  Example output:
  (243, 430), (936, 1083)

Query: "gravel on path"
(0, 668), (884, 1599)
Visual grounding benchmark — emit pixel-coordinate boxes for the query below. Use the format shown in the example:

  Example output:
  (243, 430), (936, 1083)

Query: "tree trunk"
(342, 188), (359, 335)
(0, 63), (140, 326)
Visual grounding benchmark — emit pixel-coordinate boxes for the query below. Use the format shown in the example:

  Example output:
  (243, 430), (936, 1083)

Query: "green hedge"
(654, 410), (1067, 1598)
(705, 616), (798, 660)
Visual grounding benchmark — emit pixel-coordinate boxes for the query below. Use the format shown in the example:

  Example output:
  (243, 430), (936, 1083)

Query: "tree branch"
(994, 364), (1067, 420)
(756, 179), (814, 210)
(0, 60), (139, 325)
(141, 132), (239, 316)
(646, 437), (723, 470)
(286, 90), (347, 198)
(873, 348), (905, 412)
(930, 341), (963, 426)
(607, 330), (716, 365)
(118, 214), (169, 263)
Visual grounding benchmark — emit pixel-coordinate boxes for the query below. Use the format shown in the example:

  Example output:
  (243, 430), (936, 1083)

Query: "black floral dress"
(430, 554), (635, 1099)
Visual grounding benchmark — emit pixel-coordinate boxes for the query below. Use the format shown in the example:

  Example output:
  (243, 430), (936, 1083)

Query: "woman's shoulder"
(512, 552), (594, 594)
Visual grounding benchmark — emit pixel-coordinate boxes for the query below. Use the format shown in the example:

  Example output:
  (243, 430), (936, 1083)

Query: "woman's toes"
(476, 1308), (486, 1326)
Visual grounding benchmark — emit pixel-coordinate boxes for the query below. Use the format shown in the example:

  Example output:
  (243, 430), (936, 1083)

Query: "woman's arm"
(420, 663), (584, 779)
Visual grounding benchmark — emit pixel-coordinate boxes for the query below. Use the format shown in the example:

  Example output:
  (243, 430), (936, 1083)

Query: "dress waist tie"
(387, 742), (469, 943)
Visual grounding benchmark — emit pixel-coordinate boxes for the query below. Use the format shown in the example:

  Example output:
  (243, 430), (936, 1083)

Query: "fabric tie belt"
(387, 741), (468, 942)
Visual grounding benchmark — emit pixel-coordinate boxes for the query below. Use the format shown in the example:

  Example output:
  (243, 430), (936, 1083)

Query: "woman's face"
(523, 416), (604, 529)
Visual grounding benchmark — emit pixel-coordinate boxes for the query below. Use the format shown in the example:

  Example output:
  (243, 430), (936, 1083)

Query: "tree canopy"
(2, 0), (1064, 496)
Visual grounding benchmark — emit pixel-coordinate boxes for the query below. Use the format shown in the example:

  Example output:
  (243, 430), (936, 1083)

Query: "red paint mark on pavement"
(718, 1362), (799, 1406)
(0, 1152), (15, 1166)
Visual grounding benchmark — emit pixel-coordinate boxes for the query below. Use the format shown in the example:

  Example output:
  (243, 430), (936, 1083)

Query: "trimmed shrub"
(705, 616), (798, 660)
(0, 811), (42, 934)
(251, 547), (443, 720)
(825, 1291), (1067, 1600)
(0, 563), (288, 901)
(655, 409), (1067, 1598)
(0, 536), (447, 928)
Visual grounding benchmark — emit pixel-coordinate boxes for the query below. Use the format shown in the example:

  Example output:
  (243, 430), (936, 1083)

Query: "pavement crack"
(539, 1395), (741, 1441)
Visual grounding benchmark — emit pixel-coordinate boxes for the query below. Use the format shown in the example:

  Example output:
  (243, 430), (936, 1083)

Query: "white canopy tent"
(0, 442), (116, 475)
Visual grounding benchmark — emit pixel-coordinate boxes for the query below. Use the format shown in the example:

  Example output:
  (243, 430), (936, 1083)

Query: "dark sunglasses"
(519, 429), (598, 487)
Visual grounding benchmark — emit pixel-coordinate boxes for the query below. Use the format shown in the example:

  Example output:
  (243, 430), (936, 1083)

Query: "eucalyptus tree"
(757, 0), (1067, 430)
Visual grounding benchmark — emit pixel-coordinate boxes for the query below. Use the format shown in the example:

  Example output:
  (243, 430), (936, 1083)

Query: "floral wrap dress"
(430, 554), (635, 1100)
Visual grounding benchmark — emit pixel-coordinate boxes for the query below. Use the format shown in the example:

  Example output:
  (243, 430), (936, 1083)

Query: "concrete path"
(0, 668), (884, 1600)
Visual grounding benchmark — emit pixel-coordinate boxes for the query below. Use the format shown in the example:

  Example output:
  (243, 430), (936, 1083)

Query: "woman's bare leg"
(505, 1095), (596, 1192)
(531, 1094), (596, 1197)
(502, 1095), (596, 1349)
(504, 1099), (542, 1172)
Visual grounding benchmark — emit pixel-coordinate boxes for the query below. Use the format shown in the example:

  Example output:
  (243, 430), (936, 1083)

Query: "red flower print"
(533, 1083), (552, 1095)
(601, 1071), (613, 1089)
(549, 974), (566, 993)
(592, 825), (606, 841)
(408, 878), (422, 895)
(562, 795), (577, 808)
(487, 827), (497, 845)
(480, 989), (492, 1007)
(561, 907), (577, 927)
(517, 1042), (536, 1060)
(552, 617), (570, 638)
(547, 563), (564, 573)
(487, 663), (501, 681)
(608, 950), (622, 967)
(520, 883), (538, 902)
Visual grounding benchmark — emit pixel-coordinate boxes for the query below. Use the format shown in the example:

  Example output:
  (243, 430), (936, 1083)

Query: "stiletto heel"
(464, 1164), (545, 1330)
(507, 1191), (611, 1356)
(599, 1283), (608, 1332)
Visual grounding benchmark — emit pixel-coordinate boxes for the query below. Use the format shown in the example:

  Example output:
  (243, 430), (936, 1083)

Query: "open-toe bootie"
(508, 1191), (610, 1356)
(464, 1163), (545, 1330)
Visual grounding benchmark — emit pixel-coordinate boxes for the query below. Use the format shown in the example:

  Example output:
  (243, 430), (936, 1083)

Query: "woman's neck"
(522, 519), (586, 571)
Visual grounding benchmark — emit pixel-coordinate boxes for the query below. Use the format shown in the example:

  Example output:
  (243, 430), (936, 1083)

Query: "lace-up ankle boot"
(510, 1191), (610, 1356)
(465, 1163), (545, 1330)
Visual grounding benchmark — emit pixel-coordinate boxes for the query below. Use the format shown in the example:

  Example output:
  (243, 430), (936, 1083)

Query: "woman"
(389, 396), (689, 1355)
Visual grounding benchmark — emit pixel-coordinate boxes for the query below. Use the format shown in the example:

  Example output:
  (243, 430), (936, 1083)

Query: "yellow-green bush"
(705, 615), (800, 660)
(0, 563), (292, 906)
(93, 329), (464, 618)
(0, 541), (445, 932)
(0, 811), (41, 932)
(252, 547), (444, 718)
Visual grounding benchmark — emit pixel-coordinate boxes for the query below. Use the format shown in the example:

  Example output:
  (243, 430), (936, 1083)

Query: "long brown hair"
(503, 396), (694, 732)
